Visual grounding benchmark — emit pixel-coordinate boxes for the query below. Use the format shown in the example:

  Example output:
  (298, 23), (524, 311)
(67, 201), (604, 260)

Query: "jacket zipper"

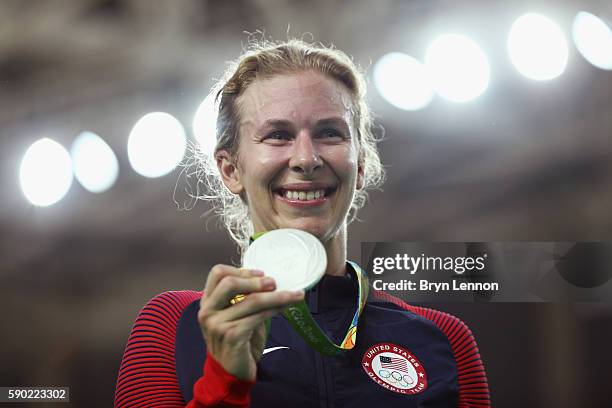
(308, 284), (329, 408)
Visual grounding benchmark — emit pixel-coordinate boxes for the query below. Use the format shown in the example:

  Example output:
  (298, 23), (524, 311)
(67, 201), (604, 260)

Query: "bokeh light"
(19, 138), (73, 206)
(71, 131), (119, 193)
(508, 13), (569, 80)
(193, 93), (218, 157)
(572, 11), (612, 70)
(127, 112), (187, 178)
(373, 52), (434, 111)
(424, 33), (491, 102)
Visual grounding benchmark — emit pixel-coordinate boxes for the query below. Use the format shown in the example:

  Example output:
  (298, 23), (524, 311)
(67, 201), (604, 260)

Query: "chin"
(281, 218), (340, 243)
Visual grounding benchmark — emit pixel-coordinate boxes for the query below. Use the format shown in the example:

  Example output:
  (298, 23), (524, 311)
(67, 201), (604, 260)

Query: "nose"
(289, 132), (322, 176)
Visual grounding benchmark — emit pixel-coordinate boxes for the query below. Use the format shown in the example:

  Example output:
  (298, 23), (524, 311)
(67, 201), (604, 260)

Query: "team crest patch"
(362, 342), (427, 395)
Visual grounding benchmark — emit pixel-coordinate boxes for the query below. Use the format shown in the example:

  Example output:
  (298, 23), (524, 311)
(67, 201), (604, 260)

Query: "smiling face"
(216, 70), (364, 245)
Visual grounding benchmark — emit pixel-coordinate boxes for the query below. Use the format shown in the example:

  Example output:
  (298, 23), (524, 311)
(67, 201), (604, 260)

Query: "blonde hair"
(185, 39), (384, 255)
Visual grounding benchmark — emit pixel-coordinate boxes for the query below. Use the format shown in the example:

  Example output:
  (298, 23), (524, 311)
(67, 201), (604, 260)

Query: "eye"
(318, 128), (344, 140)
(263, 130), (292, 144)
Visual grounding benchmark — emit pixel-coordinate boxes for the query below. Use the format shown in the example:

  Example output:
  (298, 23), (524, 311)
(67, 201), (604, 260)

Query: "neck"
(323, 225), (348, 277)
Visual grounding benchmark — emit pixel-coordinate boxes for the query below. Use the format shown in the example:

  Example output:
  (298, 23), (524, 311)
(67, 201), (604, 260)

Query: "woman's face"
(218, 70), (363, 243)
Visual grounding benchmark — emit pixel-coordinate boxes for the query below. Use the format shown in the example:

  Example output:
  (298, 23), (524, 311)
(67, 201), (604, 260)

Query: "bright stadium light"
(128, 112), (187, 178)
(424, 34), (491, 103)
(572, 11), (612, 70)
(193, 93), (218, 157)
(71, 131), (119, 193)
(373, 52), (434, 111)
(508, 13), (569, 80)
(19, 138), (73, 207)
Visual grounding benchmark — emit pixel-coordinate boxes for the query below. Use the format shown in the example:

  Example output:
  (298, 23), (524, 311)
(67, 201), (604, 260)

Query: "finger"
(204, 264), (263, 298)
(215, 289), (304, 322)
(205, 275), (278, 311)
(219, 306), (286, 347)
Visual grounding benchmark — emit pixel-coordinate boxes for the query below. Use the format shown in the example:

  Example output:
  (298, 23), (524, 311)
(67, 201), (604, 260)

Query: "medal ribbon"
(281, 260), (368, 356)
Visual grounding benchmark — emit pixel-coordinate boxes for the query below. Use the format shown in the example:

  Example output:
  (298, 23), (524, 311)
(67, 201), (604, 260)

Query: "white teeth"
(282, 189), (326, 201)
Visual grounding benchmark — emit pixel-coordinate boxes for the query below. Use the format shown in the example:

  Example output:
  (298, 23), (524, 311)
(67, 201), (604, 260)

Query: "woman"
(115, 39), (490, 407)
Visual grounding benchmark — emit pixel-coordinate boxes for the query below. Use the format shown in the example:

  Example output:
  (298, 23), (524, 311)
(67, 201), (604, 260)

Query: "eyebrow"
(256, 117), (350, 131)
(315, 117), (350, 128)
(259, 119), (293, 130)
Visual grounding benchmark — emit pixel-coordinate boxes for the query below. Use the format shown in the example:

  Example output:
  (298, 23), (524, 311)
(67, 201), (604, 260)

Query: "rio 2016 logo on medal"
(361, 343), (428, 395)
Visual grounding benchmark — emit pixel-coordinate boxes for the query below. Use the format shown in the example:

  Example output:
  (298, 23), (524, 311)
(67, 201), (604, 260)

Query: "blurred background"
(1, 0), (611, 406)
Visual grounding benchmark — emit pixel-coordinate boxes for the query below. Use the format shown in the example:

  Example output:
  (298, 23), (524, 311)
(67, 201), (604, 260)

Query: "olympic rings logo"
(377, 369), (415, 388)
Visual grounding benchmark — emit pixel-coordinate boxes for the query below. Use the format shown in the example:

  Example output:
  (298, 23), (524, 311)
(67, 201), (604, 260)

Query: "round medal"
(243, 229), (327, 291)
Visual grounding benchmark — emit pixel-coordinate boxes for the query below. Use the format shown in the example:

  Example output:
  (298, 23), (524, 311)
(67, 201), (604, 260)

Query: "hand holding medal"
(198, 228), (367, 381)
(197, 249), (305, 381)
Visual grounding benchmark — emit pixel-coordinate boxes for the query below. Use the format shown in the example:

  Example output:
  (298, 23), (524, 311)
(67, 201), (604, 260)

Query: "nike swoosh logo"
(263, 346), (290, 355)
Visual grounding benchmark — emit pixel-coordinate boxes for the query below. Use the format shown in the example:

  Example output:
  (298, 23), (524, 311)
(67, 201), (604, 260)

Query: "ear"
(216, 150), (244, 195)
(356, 154), (365, 190)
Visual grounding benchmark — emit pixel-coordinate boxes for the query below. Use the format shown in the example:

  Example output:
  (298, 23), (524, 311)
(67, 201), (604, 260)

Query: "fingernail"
(250, 269), (264, 277)
(262, 277), (276, 289)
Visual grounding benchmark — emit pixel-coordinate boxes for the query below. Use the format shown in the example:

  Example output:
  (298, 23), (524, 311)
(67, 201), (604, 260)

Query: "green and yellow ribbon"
(281, 260), (368, 356)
